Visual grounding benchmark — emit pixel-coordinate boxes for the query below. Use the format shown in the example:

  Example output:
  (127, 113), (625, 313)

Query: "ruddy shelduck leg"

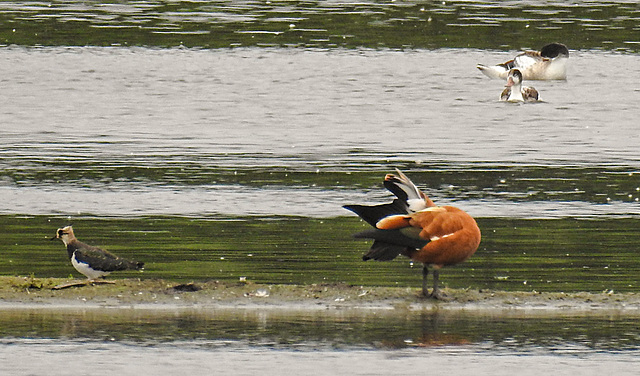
(430, 269), (447, 300)
(421, 265), (448, 300)
(421, 264), (430, 297)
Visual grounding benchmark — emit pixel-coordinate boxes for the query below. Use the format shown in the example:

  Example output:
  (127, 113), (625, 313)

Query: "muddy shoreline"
(1, 276), (640, 315)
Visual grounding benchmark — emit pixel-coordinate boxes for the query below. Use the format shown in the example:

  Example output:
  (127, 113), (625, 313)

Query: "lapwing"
(51, 226), (144, 284)
(344, 169), (481, 300)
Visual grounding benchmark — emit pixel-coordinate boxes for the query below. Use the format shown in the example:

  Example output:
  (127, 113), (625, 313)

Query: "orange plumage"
(344, 169), (481, 299)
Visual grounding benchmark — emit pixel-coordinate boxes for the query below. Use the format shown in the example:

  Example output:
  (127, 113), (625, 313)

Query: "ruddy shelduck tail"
(344, 169), (481, 299)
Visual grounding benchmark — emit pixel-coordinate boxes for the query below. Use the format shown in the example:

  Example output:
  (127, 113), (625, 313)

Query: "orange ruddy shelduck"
(344, 169), (481, 299)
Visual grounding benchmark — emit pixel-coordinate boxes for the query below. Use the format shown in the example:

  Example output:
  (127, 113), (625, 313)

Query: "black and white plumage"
(343, 169), (481, 299)
(477, 42), (569, 80)
(343, 169), (433, 262)
(343, 169), (432, 228)
(500, 69), (540, 103)
(52, 226), (144, 281)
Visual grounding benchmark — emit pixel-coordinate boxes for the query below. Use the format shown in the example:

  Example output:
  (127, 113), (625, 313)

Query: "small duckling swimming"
(500, 68), (540, 103)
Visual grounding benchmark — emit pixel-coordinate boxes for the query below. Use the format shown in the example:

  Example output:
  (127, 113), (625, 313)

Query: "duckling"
(500, 68), (540, 102)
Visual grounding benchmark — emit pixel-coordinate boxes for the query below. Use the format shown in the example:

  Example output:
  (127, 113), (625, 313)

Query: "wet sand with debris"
(4, 276), (640, 376)
(2, 276), (640, 315)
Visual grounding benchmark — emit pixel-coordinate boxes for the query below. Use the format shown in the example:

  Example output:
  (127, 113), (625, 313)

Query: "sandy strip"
(2, 276), (640, 315)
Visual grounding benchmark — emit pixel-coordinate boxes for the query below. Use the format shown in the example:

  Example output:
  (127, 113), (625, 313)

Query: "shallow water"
(4, 215), (640, 293)
(2, 0), (640, 373)
(2, 46), (640, 295)
(1, 0), (639, 51)
(1, 47), (639, 218)
(2, 308), (640, 375)
(3, 307), (640, 350)
(4, 339), (639, 376)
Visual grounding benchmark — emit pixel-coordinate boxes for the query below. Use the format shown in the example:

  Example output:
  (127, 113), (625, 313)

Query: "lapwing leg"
(53, 279), (115, 290)
(52, 280), (91, 290)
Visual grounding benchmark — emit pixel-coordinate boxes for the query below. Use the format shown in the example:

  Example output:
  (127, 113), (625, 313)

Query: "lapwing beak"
(50, 235), (58, 241)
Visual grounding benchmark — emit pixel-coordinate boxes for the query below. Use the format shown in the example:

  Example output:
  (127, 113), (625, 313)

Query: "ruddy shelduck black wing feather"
(353, 228), (429, 249)
(343, 200), (407, 227)
(361, 240), (408, 261)
(354, 229), (430, 262)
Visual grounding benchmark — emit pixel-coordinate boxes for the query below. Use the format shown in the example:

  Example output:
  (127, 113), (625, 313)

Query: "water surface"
(1, 0), (639, 50)
(1, 0), (640, 373)
(2, 307), (640, 375)
(1, 47), (639, 218)
(3, 216), (640, 293)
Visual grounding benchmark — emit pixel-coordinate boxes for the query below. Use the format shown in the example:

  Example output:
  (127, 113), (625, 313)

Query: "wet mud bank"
(1, 276), (640, 316)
